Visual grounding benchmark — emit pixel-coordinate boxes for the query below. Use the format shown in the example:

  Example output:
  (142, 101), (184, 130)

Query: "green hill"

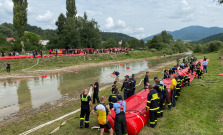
(195, 33), (223, 43)
(101, 32), (134, 42)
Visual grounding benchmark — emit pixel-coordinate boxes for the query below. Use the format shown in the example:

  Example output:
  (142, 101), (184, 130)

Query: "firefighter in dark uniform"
(121, 75), (132, 100)
(129, 74), (136, 96)
(175, 73), (183, 100)
(80, 89), (93, 128)
(111, 81), (118, 93)
(146, 85), (159, 128)
(196, 63), (203, 79)
(144, 72), (149, 88)
(108, 88), (118, 109)
(93, 79), (100, 104)
(188, 62), (195, 75)
(182, 75), (190, 86)
(154, 79), (165, 118)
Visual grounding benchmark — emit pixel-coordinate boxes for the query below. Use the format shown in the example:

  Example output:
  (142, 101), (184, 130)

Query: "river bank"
(0, 51), (191, 80)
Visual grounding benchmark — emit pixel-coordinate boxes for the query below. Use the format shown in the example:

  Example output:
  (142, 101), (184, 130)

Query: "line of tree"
(47, 0), (101, 49)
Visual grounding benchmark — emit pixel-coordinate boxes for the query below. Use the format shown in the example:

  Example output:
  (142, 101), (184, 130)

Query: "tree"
(61, 17), (80, 49)
(66, 0), (77, 18)
(12, 0), (28, 38)
(128, 38), (140, 49)
(23, 32), (42, 51)
(217, 0), (223, 4)
(12, 0), (28, 52)
(55, 13), (66, 35)
(103, 38), (117, 48)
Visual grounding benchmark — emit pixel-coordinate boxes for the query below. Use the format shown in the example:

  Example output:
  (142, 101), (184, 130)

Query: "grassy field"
(51, 53), (223, 135)
(0, 52), (222, 135)
(0, 51), (166, 75)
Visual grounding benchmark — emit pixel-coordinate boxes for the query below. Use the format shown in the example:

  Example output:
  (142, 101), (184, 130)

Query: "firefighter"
(129, 74), (136, 96)
(196, 64), (203, 79)
(144, 72), (149, 88)
(40, 50), (43, 58)
(111, 81), (118, 93)
(182, 75), (190, 86)
(93, 79), (100, 104)
(188, 62), (195, 75)
(108, 88), (118, 109)
(146, 85), (159, 128)
(80, 89), (93, 128)
(6, 63), (11, 73)
(175, 73), (183, 100)
(154, 79), (165, 118)
(113, 95), (127, 135)
(170, 75), (177, 107)
(113, 71), (120, 77)
(121, 75), (132, 100)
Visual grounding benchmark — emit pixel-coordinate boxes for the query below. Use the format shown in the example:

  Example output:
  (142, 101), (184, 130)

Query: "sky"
(0, 0), (222, 39)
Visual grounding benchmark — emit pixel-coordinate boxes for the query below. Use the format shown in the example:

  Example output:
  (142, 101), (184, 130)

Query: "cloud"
(0, 0), (13, 14)
(36, 11), (53, 22)
(117, 20), (126, 27)
(169, 0), (195, 22)
(105, 17), (115, 29)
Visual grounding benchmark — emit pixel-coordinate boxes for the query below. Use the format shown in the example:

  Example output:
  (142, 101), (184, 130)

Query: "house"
(39, 40), (49, 46)
(6, 38), (15, 41)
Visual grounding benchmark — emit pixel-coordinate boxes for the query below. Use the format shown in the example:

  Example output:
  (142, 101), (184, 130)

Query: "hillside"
(101, 32), (134, 42)
(0, 23), (57, 40)
(0, 23), (133, 42)
(195, 33), (223, 43)
(143, 26), (223, 42)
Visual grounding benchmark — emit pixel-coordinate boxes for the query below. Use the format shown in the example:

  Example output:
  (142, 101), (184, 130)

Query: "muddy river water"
(0, 52), (192, 120)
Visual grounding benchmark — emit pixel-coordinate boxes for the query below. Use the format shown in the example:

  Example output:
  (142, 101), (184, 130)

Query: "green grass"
(1, 53), (222, 135)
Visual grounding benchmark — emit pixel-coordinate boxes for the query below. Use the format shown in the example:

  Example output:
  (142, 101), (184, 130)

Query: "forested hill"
(143, 26), (223, 42)
(0, 23), (57, 40)
(0, 23), (133, 42)
(194, 33), (223, 43)
(101, 32), (134, 42)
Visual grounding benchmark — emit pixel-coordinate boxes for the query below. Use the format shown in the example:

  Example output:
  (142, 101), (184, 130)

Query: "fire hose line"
(22, 58), (39, 72)
(20, 79), (144, 135)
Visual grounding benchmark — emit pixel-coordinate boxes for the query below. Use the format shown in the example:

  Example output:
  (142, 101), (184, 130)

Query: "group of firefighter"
(79, 56), (208, 134)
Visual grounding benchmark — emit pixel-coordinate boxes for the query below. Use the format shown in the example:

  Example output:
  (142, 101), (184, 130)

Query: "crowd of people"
(1, 51), (19, 57)
(79, 55), (208, 135)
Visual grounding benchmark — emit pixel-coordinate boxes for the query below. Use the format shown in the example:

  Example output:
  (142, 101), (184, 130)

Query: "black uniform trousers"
(131, 88), (135, 96)
(93, 91), (99, 104)
(80, 108), (90, 128)
(6, 67), (10, 72)
(163, 90), (172, 109)
(149, 110), (157, 128)
(115, 112), (127, 135)
(157, 94), (164, 118)
(171, 89), (176, 107)
(124, 90), (131, 100)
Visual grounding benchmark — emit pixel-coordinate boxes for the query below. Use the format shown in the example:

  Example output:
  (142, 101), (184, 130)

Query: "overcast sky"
(0, 0), (222, 39)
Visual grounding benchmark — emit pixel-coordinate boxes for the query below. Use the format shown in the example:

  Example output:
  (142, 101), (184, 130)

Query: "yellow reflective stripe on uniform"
(168, 103), (172, 105)
(150, 122), (155, 124)
(85, 121), (89, 123)
(147, 100), (151, 103)
(110, 102), (114, 104)
(80, 118), (84, 120)
(155, 120), (157, 122)
(146, 106), (150, 109)
(151, 93), (159, 100)
(112, 96), (117, 98)
(150, 107), (159, 111)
